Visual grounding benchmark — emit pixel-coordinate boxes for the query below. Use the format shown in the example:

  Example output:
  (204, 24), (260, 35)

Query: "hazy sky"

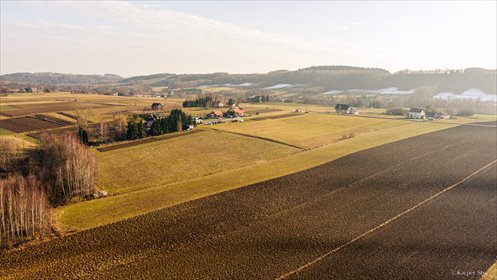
(1, 1), (496, 76)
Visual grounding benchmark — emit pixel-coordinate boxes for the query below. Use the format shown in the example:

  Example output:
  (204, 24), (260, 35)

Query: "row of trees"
(126, 109), (192, 140)
(126, 117), (147, 140)
(182, 96), (215, 107)
(1, 135), (98, 247)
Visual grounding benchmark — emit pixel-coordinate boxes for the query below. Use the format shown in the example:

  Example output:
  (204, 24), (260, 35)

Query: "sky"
(1, 1), (496, 77)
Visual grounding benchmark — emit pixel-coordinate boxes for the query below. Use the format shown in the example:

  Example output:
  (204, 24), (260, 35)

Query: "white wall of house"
(408, 111), (425, 119)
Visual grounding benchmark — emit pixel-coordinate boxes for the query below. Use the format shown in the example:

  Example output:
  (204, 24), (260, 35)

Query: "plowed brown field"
(0, 117), (62, 133)
(0, 102), (119, 117)
(1, 123), (495, 280)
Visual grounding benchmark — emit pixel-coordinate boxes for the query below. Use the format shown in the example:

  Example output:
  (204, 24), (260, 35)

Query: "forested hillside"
(1, 66), (495, 94)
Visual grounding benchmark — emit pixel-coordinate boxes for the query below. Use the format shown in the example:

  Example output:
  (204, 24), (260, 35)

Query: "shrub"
(0, 138), (25, 173)
(385, 108), (408, 116)
(456, 110), (475, 117)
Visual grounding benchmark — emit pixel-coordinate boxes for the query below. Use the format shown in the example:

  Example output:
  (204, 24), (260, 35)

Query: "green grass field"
(97, 130), (300, 194)
(216, 113), (414, 149)
(0, 104), (17, 111)
(56, 115), (456, 232)
(0, 128), (14, 136)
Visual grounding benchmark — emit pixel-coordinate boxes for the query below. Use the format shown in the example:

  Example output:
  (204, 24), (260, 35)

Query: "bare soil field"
(0, 116), (62, 133)
(0, 123), (495, 280)
(32, 114), (74, 126)
(27, 126), (78, 140)
(289, 162), (497, 280)
(56, 111), (79, 120)
(0, 101), (116, 117)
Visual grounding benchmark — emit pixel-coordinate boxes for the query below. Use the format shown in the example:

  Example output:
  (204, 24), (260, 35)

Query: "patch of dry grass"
(97, 130), (300, 194)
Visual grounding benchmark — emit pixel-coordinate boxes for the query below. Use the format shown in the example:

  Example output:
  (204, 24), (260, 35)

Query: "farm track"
(250, 113), (304, 121)
(0, 122), (496, 279)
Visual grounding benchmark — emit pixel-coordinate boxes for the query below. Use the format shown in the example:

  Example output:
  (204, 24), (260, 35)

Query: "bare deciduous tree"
(0, 176), (50, 248)
(35, 134), (98, 205)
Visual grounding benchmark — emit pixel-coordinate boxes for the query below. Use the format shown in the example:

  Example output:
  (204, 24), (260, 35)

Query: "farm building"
(205, 111), (223, 119)
(335, 104), (359, 115)
(213, 101), (224, 108)
(23, 87), (40, 93)
(151, 103), (163, 111)
(408, 108), (426, 119)
(225, 106), (245, 117)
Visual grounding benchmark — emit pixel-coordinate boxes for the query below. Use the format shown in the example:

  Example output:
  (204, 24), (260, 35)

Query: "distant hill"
(1, 66), (495, 94)
(0, 72), (123, 85)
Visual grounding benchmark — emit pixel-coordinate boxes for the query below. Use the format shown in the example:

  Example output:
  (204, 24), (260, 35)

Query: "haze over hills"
(1, 66), (496, 95)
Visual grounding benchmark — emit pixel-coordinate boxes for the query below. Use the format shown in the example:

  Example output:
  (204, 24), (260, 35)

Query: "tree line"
(182, 96), (215, 107)
(125, 109), (192, 140)
(1, 135), (97, 248)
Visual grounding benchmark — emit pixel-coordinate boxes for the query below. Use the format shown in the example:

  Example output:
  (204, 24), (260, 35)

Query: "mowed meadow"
(97, 130), (300, 194)
(216, 113), (409, 149)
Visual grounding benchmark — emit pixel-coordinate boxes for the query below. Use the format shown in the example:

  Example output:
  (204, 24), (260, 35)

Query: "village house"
(213, 101), (224, 108)
(408, 108), (426, 119)
(225, 106), (245, 117)
(151, 103), (163, 111)
(205, 111), (223, 119)
(23, 87), (39, 93)
(335, 104), (359, 115)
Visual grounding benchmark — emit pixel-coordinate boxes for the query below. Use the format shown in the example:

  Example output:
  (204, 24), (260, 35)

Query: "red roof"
(233, 107), (244, 114)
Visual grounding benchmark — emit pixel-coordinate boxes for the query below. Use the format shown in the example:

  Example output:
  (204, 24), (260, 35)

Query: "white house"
(335, 104), (359, 115)
(408, 108), (426, 119)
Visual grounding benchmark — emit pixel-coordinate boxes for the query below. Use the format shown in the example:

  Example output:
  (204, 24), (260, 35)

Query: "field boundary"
(277, 159), (497, 280)
(249, 113), (304, 122)
(96, 129), (205, 152)
(211, 128), (307, 151)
